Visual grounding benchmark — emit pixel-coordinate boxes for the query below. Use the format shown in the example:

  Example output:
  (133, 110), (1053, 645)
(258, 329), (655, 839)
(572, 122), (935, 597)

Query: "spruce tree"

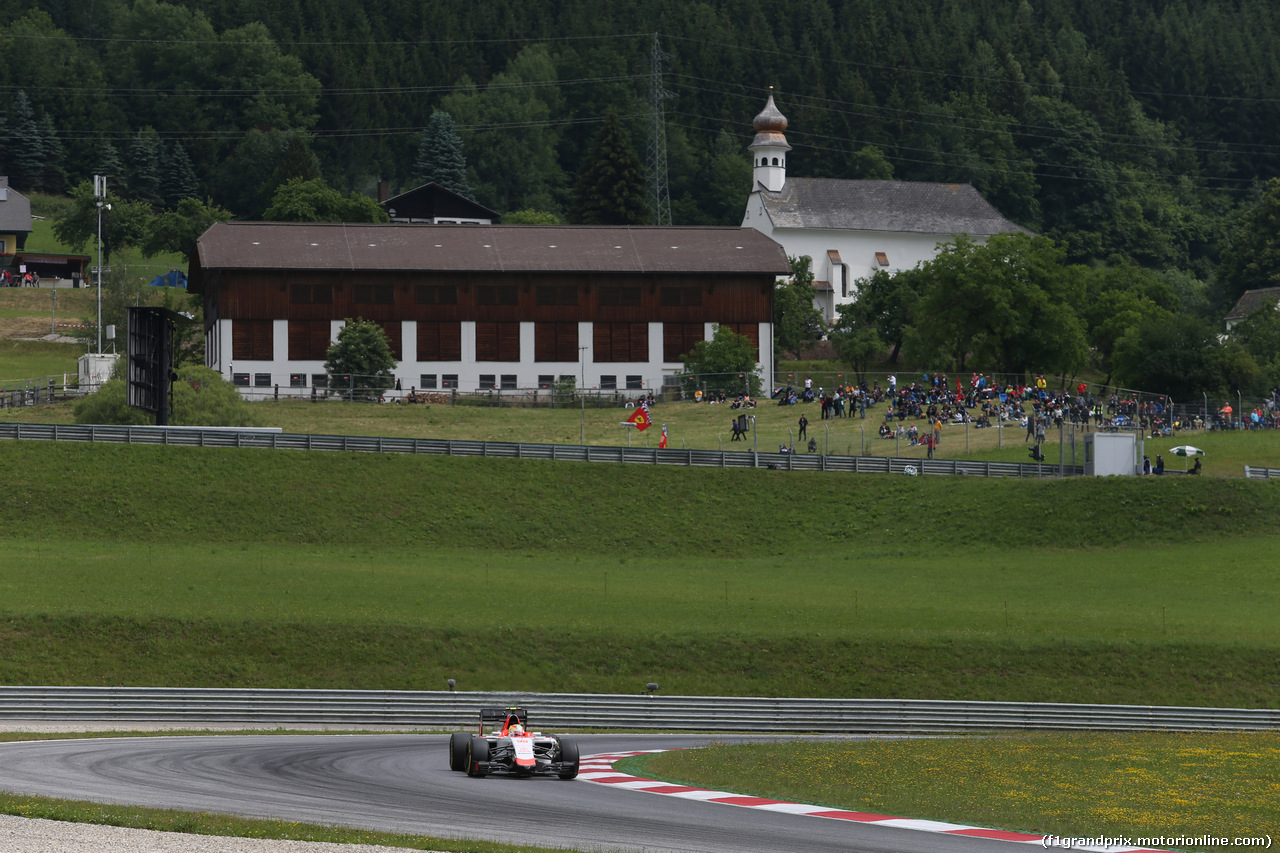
(411, 111), (472, 198)
(36, 112), (67, 194)
(8, 91), (46, 191)
(94, 139), (126, 190)
(126, 128), (163, 204)
(161, 142), (201, 208)
(570, 113), (650, 226)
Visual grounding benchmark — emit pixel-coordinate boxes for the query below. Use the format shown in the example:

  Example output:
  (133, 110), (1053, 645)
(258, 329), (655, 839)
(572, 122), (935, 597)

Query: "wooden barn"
(188, 222), (790, 395)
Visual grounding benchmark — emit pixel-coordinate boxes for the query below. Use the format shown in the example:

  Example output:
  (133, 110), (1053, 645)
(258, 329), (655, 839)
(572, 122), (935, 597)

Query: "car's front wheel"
(448, 732), (469, 771)
(466, 736), (490, 777)
(557, 737), (580, 780)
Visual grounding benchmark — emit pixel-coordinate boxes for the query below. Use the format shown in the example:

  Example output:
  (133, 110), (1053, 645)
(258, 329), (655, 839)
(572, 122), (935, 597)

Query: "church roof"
(757, 178), (1028, 236)
(1225, 287), (1280, 324)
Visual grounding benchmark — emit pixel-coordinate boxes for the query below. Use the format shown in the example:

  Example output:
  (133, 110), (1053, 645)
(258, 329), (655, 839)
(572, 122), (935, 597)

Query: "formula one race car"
(448, 707), (580, 779)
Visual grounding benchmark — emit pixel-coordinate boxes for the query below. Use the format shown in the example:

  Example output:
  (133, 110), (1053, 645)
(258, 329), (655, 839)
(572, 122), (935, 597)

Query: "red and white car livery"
(448, 707), (580, 779)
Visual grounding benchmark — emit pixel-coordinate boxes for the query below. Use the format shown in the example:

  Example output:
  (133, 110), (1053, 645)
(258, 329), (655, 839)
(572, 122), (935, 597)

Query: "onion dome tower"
(749, 89), (790, 192)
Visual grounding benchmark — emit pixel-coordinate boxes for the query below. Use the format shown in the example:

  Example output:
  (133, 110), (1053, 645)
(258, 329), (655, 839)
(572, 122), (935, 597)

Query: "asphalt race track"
(0, 733), (1025, 853)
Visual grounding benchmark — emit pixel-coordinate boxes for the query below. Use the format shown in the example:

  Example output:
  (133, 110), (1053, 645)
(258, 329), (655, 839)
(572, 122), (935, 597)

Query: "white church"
(741, 93), (1028, 324)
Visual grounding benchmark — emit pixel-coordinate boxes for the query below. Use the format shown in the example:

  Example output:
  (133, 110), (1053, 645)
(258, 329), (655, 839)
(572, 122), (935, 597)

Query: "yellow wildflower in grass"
(641, 731), (1280, 845)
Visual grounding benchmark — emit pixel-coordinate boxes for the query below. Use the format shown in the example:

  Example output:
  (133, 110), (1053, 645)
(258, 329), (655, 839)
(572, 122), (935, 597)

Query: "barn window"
(354, 284), (394, 304)
(416, 285), (458, 305)
(290, 284), (332, 304)
(475, 322), (520, 361)
(534, 322), (579, 362)
(232, 320), (273, 360)
(599, 286), (641, 307)
(536, 285), (578, 306)
(417, 323), (462, 361)
(478, 285), (518, 306)
(593, 322), (648, 363)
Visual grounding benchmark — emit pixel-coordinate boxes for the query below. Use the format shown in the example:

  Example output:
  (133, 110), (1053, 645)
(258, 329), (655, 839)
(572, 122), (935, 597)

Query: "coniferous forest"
(4, 0), (1280, 392)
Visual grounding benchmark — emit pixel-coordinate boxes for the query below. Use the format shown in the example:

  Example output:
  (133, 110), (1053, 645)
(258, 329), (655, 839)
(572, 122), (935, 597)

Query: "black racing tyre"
(557, 737), (580, 780)
(466, 736), (489, 777)
(448, 732), (469, 771)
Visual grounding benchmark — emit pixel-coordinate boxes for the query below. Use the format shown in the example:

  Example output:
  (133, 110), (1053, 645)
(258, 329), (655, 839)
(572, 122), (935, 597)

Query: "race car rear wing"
(478, 707), (528, 735)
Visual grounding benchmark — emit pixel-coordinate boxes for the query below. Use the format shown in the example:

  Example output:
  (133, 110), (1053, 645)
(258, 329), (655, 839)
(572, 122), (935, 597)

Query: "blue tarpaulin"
(149, 270), (187, 288)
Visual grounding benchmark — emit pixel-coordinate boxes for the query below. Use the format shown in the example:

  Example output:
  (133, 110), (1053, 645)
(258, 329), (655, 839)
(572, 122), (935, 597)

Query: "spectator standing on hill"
(798, 413), (808, 440)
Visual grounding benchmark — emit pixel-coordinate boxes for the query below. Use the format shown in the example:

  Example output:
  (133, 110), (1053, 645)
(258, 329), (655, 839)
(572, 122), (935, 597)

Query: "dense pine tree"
(411, 111), (472, 199)
(126, 128), (162, 204)
(7, 91), (46, 191)
(160, 142), (200, 208)
(570, 113), (649, 226)
(93, 139), (125, 189)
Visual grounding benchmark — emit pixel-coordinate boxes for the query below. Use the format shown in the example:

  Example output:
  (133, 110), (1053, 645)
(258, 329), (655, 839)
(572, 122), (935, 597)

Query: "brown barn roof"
(190, 223), (790, 291)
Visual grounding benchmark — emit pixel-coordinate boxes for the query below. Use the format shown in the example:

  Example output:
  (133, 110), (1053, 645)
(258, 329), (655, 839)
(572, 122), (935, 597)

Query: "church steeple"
(749, 89), (790, 192)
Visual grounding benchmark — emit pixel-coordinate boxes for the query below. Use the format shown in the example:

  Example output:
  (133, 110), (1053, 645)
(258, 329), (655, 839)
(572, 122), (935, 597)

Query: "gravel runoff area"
(0, 723), (442, 853)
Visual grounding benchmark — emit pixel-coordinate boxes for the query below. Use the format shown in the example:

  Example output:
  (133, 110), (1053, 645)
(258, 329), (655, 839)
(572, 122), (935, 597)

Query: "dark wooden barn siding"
(210, 271), (772, 326)
(232, 319), (273, 360)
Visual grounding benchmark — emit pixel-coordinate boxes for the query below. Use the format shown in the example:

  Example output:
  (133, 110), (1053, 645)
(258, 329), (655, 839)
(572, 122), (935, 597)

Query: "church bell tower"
(749, 89), (790, 192)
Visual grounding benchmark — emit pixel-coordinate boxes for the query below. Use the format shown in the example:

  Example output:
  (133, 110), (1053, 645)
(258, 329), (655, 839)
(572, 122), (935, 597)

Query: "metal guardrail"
(0, 688), (1275, 733)
(1244, 465), (1280, 480)
(0, 423), (1083, 478)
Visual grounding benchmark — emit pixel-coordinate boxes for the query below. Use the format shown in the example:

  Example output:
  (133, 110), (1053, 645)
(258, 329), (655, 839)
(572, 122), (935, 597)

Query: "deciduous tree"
(262, 177), (387, 223)
(773, 256), (825, 359)
(680, 324), (762, 397)
(324, 318), (398, 401)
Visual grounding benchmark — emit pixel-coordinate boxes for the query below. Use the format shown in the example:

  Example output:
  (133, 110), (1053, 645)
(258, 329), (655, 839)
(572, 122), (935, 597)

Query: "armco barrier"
(0, 423), (1083, 478)
(0, 688), (1275, 733)
(1244, 465), (1280, 480)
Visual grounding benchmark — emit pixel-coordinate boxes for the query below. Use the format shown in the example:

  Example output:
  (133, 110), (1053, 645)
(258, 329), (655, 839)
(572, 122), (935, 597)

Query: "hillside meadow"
(1, 439), (1277, 706)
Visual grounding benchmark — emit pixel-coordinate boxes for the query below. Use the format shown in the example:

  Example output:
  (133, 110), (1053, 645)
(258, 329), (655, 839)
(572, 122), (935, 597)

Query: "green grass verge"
(0, 792), (562, 852)
(621, 733), (1280, 851)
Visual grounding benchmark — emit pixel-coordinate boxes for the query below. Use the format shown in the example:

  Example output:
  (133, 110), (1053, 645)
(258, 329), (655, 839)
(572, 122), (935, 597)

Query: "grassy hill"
(2, 439), (1278, 707)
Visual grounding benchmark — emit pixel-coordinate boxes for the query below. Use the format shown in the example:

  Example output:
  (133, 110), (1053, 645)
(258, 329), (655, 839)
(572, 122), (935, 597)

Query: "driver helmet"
(509, 724), (524, 736)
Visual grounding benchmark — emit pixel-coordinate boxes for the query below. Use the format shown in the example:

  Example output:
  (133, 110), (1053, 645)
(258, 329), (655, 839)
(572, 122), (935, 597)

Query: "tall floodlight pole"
(94, 175), (107, 353)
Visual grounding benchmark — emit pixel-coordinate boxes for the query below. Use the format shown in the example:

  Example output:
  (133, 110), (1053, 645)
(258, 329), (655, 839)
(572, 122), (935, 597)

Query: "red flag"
(627, 407), (651, 431)
(658, 424), (668, 449)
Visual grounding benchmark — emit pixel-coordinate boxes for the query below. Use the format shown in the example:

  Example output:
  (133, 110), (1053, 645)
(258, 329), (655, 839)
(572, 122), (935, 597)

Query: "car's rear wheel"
(557, 737), (580, 779)
(448, 732), (469, 771)
(466, 736), (489, 777)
